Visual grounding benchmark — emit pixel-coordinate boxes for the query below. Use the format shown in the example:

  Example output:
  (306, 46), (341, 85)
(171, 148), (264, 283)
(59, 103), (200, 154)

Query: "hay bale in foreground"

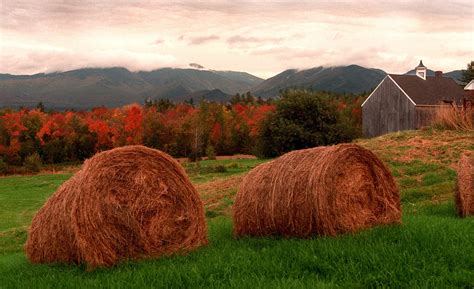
(233, 144), (401, 238)
(25, 145), (207, 268)
(455, 152), (474, 217)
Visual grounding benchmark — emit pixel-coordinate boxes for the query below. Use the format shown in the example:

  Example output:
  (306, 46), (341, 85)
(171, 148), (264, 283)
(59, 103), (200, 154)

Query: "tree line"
(0, 90), (364, 170)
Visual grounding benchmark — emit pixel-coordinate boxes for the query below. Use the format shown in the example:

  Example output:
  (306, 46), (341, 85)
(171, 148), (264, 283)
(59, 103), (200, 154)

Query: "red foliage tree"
(1, 111), (28, 164)
(0, 101), (279, 166)
(123, 105), (143, 145)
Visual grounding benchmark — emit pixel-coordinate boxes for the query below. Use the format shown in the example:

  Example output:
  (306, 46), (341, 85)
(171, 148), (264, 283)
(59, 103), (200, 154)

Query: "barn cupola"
(415, 60), (427, 80)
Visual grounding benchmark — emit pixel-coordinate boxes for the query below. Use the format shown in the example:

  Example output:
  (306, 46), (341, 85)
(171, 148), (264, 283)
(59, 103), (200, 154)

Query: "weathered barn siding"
(415, 106), (436, 128)
(362, 77), (416, 137)
(415, 104), (463, 128)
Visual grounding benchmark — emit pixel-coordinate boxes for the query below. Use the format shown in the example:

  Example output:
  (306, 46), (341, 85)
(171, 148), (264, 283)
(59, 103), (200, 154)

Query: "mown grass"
(0, 205), (473, 289)
(0, 130), (473, 288)
(0, 174), (72, 231)
(184, 158), (268, 183)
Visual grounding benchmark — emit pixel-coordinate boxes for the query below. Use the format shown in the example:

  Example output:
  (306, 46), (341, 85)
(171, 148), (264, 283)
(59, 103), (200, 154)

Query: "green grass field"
(0, 130), (473, 288)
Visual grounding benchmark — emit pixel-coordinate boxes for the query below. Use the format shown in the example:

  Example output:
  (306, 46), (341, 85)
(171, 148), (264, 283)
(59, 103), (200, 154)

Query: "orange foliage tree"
(0, 101), (278, 166)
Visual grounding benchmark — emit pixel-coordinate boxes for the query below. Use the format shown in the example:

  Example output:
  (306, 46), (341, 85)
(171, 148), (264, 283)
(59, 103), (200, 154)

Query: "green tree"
(244, 92), (254, 104)
(65, 115), (96, 161)
(206, 145), (216, 160)
(24, 152), (42, 172)
(41, 139), (68, 163)
(19, 111), (44, 160)
(0, 158), (7, 174)
(257, 89), (358, 158)
(460, 61), (474, 84)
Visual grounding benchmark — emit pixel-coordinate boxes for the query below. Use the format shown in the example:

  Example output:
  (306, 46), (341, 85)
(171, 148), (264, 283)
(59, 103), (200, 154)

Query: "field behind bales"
(0, 129), (473, 288)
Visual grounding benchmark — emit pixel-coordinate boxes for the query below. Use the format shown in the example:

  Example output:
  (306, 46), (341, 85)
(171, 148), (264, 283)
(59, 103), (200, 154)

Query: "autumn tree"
(0, 95), (359, 167)
(19, 109), (46, 160)
(143, 107), (167, 150)
(37, 113), (69, 163)
(64, 113), (95, 161)
(1, 111), (27, 164)
(123, 105), (143, 145)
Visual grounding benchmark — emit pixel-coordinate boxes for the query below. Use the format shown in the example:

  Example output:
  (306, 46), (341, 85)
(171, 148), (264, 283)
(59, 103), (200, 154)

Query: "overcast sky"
(1, 0), (473, 78)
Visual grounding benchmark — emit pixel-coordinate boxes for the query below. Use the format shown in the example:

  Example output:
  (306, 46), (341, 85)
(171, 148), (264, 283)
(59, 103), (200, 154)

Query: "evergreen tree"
(230, 93), (241, 105)
(460, 61), (474, 84)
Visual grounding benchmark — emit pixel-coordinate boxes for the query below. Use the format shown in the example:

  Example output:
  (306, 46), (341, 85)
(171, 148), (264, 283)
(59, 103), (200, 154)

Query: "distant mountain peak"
(251, 65), (387, 97)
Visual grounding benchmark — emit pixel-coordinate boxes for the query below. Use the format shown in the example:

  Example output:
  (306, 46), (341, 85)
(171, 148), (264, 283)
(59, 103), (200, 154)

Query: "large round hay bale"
(455, 152), (474, 217)
(25, 145), (208, 268)
(233, 144), (401, 237)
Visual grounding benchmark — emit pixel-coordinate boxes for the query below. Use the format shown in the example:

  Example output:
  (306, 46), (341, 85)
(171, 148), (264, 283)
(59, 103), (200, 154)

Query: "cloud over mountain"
(1, 1), (472, 78)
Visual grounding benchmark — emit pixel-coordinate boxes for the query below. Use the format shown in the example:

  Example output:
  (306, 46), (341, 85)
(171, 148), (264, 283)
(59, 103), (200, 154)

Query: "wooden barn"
(361, 61), (466, 137)
(464, 79), (474, 101)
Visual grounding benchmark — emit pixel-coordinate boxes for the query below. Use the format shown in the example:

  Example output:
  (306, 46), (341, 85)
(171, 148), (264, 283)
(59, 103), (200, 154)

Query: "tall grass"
(432, 103), (473, 131)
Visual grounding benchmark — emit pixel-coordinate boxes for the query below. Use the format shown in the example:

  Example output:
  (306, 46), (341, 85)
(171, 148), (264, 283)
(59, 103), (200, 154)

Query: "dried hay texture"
(25, 145), (208, 268)
(233, 144), (401, 238)
(455, 152), (474, 217)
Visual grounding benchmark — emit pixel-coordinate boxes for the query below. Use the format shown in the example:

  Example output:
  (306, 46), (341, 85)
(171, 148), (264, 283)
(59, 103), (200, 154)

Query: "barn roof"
(389, 74), (465, 105)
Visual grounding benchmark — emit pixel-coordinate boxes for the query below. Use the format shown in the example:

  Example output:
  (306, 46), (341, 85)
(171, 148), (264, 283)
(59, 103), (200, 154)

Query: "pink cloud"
(0, 0), (472, 77)
(226, 35), (284, 45)
(181, 35), (220, 45)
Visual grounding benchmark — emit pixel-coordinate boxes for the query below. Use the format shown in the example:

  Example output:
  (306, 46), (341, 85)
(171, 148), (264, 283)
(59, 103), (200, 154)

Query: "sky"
(0, 0), (473, 79)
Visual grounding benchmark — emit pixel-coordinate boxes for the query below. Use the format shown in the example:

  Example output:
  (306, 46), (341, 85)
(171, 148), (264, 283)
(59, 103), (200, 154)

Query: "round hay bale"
(233, 144), (401, 238)
(25, 145), (208, 268)
(455, 152), (474, 217)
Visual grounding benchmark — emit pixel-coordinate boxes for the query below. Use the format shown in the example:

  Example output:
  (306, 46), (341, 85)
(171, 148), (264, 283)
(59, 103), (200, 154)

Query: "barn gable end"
(362, 76), (416, 137)
(362, 61), (466, 138)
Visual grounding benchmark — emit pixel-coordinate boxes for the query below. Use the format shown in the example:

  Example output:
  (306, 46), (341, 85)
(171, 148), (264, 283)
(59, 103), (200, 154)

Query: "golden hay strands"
(233, 144), (401, 238)
(25, 145), (208, 268)
(455, 152), (474, 218)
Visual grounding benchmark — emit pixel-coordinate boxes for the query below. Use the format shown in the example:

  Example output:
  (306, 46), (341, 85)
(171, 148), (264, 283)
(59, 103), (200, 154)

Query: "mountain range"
(0, 65), (463, 109)
(0, 68), (260, 109)
(251, 65), (387, 98)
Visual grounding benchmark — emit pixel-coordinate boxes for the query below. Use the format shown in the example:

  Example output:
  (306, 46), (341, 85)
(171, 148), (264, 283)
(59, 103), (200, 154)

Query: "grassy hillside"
(358, 129), (473, 205)
(0, 129), (473, 288)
